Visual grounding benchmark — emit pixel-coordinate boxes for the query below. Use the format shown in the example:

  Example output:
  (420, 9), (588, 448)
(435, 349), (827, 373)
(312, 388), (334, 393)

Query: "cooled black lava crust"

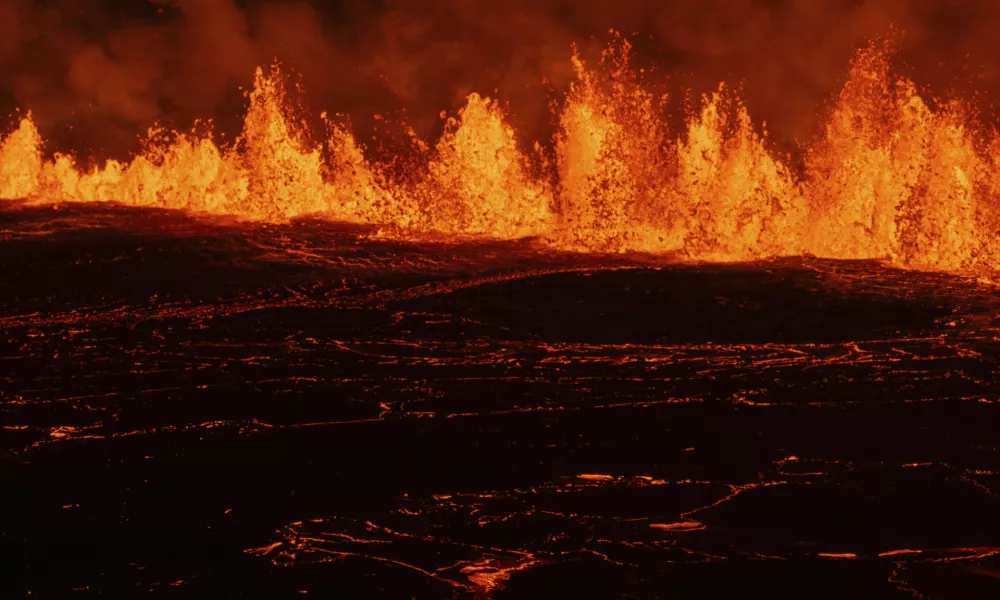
(3, 204), (999, 599)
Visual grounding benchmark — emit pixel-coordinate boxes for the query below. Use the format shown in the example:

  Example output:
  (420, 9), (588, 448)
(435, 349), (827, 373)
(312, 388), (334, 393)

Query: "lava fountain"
(2, 36), (999, 275)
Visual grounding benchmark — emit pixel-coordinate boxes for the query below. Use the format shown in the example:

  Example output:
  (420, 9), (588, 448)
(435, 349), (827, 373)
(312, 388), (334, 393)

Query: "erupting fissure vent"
(3, 38), (999, 274)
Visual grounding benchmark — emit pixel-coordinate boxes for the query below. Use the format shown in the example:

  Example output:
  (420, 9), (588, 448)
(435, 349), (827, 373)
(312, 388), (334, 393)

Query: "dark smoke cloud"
(3, 0), (1000, 158)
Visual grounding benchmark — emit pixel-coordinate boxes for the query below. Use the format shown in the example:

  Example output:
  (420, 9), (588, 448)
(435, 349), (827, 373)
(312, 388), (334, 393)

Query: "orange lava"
(3, 36), (1000, 275)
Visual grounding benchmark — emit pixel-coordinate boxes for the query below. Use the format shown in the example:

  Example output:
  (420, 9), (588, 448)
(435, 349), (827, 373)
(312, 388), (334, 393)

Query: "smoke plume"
(3, 0), (1000, 158)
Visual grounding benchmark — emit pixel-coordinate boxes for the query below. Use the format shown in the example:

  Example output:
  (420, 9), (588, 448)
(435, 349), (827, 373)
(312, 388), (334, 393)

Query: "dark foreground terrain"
(2, 204), (999, 599)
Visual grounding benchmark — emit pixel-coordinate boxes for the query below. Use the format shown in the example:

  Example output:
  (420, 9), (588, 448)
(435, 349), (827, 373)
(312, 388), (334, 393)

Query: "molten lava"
(3, 37), (999, 274)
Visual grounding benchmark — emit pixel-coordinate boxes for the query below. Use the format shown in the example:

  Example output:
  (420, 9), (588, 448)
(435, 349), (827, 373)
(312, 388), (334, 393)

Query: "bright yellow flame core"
(3, 41), (1000, 274)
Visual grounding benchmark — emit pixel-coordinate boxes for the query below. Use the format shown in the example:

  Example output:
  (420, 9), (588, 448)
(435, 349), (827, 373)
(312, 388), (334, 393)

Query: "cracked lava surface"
(3, 204), (1000, 598)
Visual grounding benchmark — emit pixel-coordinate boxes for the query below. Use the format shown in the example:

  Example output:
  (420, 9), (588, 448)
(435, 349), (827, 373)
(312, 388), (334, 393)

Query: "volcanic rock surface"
(3, 204), (999, 598)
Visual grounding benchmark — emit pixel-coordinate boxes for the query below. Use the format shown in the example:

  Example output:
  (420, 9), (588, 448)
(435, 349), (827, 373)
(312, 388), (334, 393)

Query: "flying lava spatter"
(2, 37), (999, 274)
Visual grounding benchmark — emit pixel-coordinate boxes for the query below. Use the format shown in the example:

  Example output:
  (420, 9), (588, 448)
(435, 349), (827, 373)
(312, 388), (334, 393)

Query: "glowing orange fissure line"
(3, 36), (1000, 276)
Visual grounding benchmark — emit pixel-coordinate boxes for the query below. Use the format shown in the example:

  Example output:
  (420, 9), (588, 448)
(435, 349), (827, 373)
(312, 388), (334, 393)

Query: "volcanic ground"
(3, 203), (999, 598)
